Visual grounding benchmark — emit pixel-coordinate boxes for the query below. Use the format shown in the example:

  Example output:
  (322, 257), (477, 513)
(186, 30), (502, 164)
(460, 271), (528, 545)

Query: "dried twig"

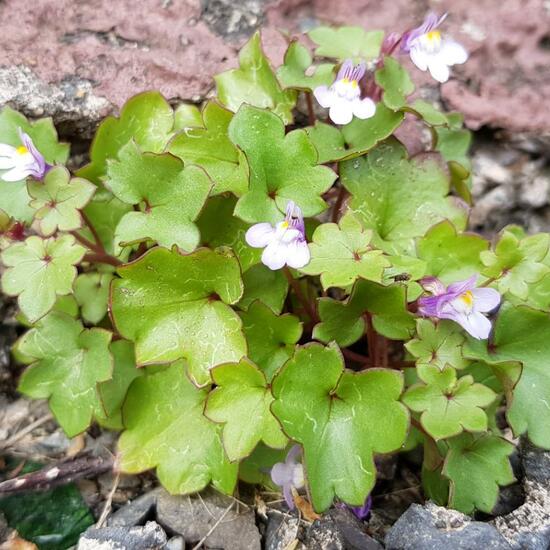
(0, 413), (53, 450)
(0, 454), (113, 494)
(191, 502), (234, 550)
(95, 471), (121, 528)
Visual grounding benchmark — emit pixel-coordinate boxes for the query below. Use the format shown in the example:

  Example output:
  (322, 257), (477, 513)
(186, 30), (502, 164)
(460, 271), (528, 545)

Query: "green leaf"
(305, 122), (347, 164)
(300, 214), (389, 289)
(406, 319), (470, 372)
(28, 166), (96, 236)
(168, 101), (249, 196)
(308, 27), (384, 61)
(81, 189), (133, 257)
(340, 104), (404, 160)
(95, 340), (142, 430)
(74, 271), (113, 324)
(118, 361), (238, 494)
(15, 311), (113, 437)
(406, 100), (449, 126)
(205, 358), (288, 461)
(110, 247), (246, 387)
(105, 141), (211, 252)
(197, 196), (260, 271)
(229, 105), (336, 223)
(240, 301), (302, 381)
(215, 32), (297, 125)
(277, 41), (335, 90)
(238, 264), (289, 314)
(0, 107), (69, 222)
(524, 272), (550, 311)
(314, 279), (415, 346)
(174, 103), (203, 130)
(443, 433), (515, 513)
(465, 304), (550, 449)
(417, 221), (488, 284)
(341, 140), (466, 254)
(481, 229), (550, 299)
(1, 234), (85, 323)
(78, 91), (174, 183)
(402, 370), (496, 440)
(375, 57), (415, 110)
(0, 463), (94, 550)
(271, 343), (408, 511)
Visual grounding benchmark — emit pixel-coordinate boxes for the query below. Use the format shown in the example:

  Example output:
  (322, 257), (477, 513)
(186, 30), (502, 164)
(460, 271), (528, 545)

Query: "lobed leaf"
(308, 26), (384, 61)
(215, 32), (297, 125)
(237, 264), (289, 314)
(375, 57), (414, 111)
(15, 311), (113, 437)
(110, 246), (246, 387)
(271, 343), (409, 511)
(74, 271), (113, 324)
(118, 361), (238, 494)
(205, 358), (288, 461)
(1, 234), (85, 323)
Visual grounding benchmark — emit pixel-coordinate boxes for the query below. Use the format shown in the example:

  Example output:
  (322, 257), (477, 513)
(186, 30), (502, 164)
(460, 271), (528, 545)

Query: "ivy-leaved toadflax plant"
(1, 12), (545, 518)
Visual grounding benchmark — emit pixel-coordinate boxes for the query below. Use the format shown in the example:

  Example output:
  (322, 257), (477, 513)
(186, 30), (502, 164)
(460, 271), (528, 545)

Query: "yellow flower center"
(426, 30), (441, 42)
(16, 145), (28, 155)
(281, 221), (289, 229)
(460, 291), (474, 307)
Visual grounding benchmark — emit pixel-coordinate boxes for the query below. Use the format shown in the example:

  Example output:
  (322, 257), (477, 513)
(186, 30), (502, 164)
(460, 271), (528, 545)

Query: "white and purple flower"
(313, 60), (376, 125)
(418, 275), (501, 340)
(245, 201), (310, 271)
(0, 130), (49, 182)
(401, 13), (468, 83)
(270, 445), (305, 510)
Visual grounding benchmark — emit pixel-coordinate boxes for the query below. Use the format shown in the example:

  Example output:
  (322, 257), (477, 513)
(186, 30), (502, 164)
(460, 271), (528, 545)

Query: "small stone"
(264, 511), (305, 550)
(306, 508), (383, 550)
(165, 535), (185, 550)
(35, 430), (71, 455)
(107, 488), (162, 527)
(156, 488), (261, 550)
(469, 186), (515, 229)
(518, 174), (550, 208)
(385, 503), (511, 550)
(78, 521), (167, 550)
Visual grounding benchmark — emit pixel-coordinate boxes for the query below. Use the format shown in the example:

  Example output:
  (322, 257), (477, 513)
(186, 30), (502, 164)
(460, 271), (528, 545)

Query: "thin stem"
(71, 231), (99, 252)
(84, 253), (122, 267)
(364, 312), (377, 363)
(341, 348), (369, 364)
(81, 211), (102, 247)
(283, 267), (319, 323)
(305, 91), (316, 126)
(331, 185), (347, 223)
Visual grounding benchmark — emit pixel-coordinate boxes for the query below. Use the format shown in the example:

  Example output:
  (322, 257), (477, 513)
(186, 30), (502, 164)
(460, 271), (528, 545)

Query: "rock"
(155, 487), (261, 550)
(164, 536), (185, 550)
(306, 508), (383, 550)
(201, 0), (269, 40)
(77, 521), (167, 550)
(264, 511), (305, 550)
(385, 502), (511, 550)
(519, 173), (550, 209)
(469, 186), (515, 230)
(107, 487), (162, 527)
(493, 440), (550, 550)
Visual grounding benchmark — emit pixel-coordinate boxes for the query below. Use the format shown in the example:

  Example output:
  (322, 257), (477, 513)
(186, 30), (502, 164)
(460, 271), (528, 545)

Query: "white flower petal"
(0, 157), (16, 169)
(285, 240), (311, 269)
(329, 98), (354, 125)
(1, 166), (30, 182)
(441, 39), (468, 65)
(313, 85), (336, 109)
(262, 241), (289, 270)
(245, 223), (275, 248)
(409, 46), (429, 71)
(462, 312), (492, 340)
(352, 97), (376, 120)
(0, 144), (17, 157)
(472, 288), (501, 313)
(427, 58), (450, 83)
(279, 228), (301, 244)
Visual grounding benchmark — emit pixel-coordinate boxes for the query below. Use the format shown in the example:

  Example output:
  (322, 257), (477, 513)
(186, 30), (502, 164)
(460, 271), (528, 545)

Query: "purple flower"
(270, 445), (305, 510)
(401, 12), (468, 83)
(418, 275), (501, 340)
(245, 201), (310, 270)
(339, 494), (372, 521)
(313, 60), (376, 125)
(0, 130), (49, 182)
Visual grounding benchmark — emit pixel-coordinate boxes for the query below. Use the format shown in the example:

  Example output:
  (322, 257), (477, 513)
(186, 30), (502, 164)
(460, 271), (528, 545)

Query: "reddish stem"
(84, 253), (122, 268)
(305, 91), (316, 126)
(283, 267), (319, 323)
